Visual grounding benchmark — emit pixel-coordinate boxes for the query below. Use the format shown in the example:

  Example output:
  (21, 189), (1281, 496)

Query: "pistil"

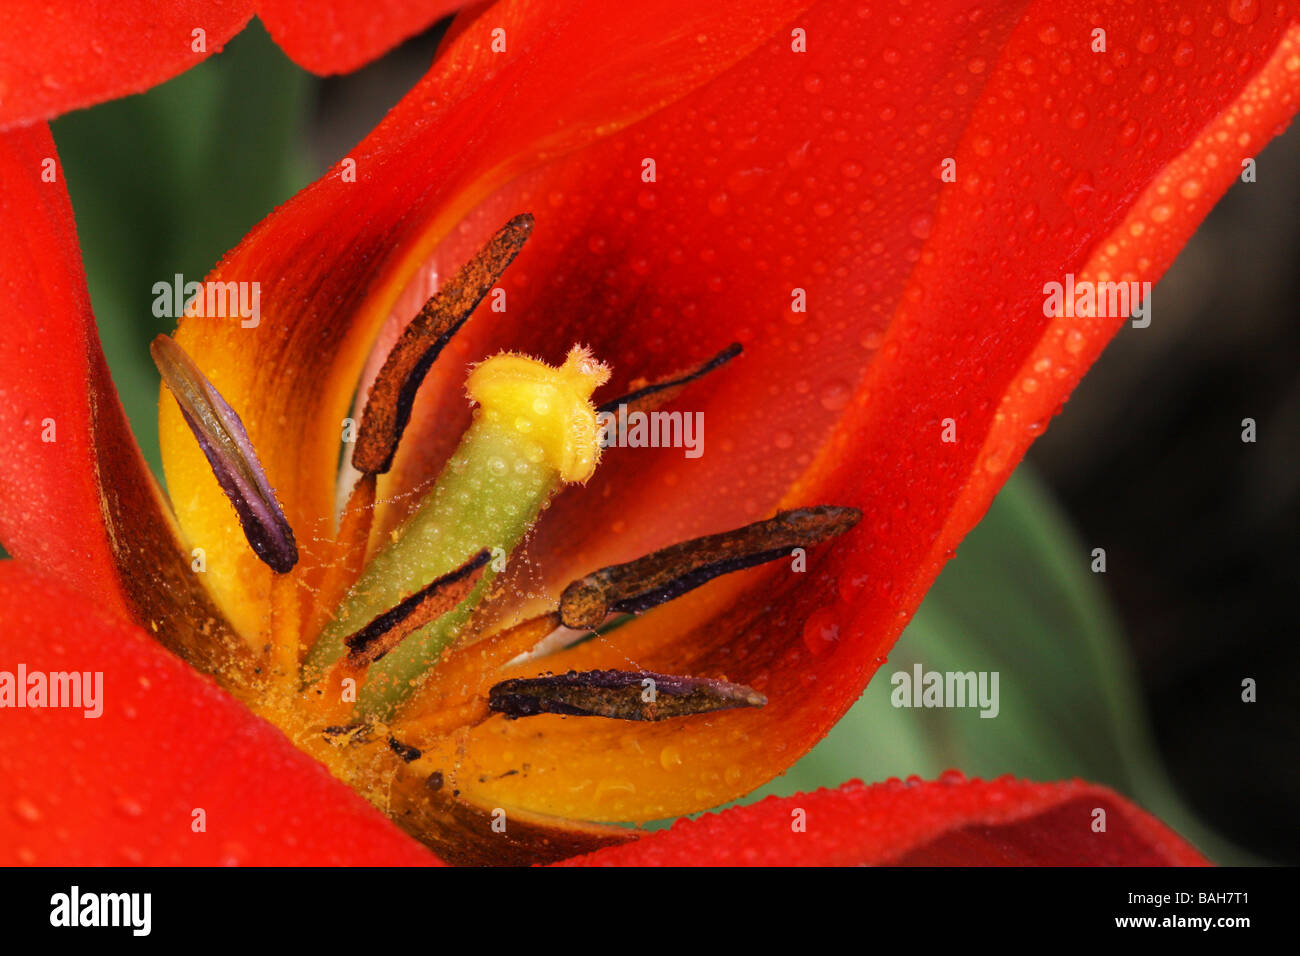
(304, 346), (610, 719)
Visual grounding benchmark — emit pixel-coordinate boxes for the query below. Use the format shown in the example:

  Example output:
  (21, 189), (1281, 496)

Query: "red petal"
(0, 561), (439, 865)
(561, 775), (1209, 866)
(0, 123), (243, 674)
(0, 1), (255, 129)
(258, 0), (464, 75)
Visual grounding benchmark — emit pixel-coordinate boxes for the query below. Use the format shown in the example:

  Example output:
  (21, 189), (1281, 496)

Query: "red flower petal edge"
(0, 122), (244, 677)
(258, 0), (465, 75)
(0, 561), (439, 865)
(0, 1), (255, 129)
(561, 776), (1210, 866)
(0, 0), (470, 129)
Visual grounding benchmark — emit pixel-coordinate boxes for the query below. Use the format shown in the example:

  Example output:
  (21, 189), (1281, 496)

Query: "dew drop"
(1227, 0), (1261, 25)
(12, 798), (40, 823)
(594, 778), (637, 801)
(659, 745), (682, 771)
(801, 607), (840, 656)
(1063, 170), (1094, 207)
(819, 379), (852, 411)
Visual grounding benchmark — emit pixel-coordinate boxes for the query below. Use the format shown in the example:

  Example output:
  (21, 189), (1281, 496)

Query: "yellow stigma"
(466, 345), (610, 483)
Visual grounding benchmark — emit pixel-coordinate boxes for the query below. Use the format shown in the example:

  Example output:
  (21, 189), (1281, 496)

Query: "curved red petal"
(258, 0), (463, 75)
(0, 124), (252, 680)
(561, 775), (1210, 866)
(0, 1), (255, 129)
(0, 561), (439, 865)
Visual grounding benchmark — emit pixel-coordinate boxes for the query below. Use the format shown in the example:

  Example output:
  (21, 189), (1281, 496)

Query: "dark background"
(1029, 119), (1300, 863)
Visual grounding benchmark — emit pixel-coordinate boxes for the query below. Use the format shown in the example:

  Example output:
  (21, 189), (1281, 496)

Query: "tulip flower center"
(155, 215), (860, 841)
(304, 344), (611, 719)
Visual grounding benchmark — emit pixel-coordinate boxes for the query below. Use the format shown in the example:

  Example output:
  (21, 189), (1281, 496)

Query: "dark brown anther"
(151, 334), (298, 573)
(596, 342), (742, 416)
(559, 505), (861, 630)
(344, 550), (492, 667)
(352, 214), (535, 475)
(387, 737), (422, 762)
(488, 669), (766, 721)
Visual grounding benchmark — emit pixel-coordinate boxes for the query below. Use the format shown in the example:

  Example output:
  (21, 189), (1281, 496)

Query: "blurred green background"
(50, 22), (1295, 865)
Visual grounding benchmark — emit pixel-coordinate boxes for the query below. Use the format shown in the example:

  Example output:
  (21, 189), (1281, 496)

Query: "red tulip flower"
(2, 0), (1297, 866)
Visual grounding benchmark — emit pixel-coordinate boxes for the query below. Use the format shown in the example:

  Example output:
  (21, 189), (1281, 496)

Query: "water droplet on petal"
(819, 379), (852, 411)
(12, 798), (40, 823)
(1227, 0), (1260, 25)
(801, 608), (840, 656)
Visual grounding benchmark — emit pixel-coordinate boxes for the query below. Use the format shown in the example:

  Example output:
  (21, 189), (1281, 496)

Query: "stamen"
(596, 342), (741, 415)
(352, 214), (535, 475)
(269, 571), (303, 690)
(344, 550), (491, 668)
(394, 612), (561, 738)
(559, 505), (861, 630)
(304, 472), (378, 644)
(151, 334), (298, 573)
(488, 669), (766, 721)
